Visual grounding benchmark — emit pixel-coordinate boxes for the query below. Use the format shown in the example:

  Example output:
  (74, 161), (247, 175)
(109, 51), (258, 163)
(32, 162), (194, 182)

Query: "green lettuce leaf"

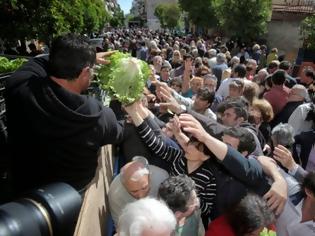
(97, 52), (150, 105)
(0, 57), (28, 73)
(260, 227), (277, 236)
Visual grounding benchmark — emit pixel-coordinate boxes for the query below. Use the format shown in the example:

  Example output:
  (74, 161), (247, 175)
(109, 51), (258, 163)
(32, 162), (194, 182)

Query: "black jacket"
(5, 56), (124, 194)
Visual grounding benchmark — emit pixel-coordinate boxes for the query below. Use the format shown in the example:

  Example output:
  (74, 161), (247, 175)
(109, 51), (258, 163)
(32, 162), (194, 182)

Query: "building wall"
(146, 0), (177, 30)
(267, 19), (303, 63)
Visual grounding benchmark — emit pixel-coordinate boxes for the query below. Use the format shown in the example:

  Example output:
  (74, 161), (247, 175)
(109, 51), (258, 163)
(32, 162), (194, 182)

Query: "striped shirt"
(137, 121), (216, 215)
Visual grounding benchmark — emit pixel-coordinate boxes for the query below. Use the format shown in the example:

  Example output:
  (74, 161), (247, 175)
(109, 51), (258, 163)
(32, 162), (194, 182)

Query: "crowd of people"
(3, 28), (315, 236)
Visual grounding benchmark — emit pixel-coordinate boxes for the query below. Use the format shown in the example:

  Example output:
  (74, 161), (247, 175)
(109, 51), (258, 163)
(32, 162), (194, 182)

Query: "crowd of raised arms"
(5, 28), (315, 236)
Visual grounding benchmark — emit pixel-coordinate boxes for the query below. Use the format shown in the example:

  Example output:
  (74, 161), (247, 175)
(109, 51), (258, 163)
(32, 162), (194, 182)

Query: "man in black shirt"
(5, 34), (124, 196)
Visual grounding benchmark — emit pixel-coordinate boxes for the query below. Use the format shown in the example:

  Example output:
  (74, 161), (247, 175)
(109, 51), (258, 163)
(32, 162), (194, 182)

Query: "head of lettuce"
(97, 52), (151, 105)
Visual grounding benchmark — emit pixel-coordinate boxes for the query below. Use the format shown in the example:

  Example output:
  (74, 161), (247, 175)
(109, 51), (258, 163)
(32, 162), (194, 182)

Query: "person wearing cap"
(108, 156), (169, 226)
(271, 84), (309, 128)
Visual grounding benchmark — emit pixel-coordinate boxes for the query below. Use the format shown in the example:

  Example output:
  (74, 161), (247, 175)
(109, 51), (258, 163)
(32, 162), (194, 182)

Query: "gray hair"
(118, 198), (176, 236)
(208, 49), (217, 57)
(216, 53), (226, 64)
(203, 74), (218, 82)
(271, 123), (295, 147)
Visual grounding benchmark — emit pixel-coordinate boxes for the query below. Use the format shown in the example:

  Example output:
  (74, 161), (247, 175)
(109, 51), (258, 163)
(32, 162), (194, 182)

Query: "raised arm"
(179, 114), (269, 186)
(273, 145), (308, 183)
(181, 60), (192, 94)
(124, 102), (184, 162)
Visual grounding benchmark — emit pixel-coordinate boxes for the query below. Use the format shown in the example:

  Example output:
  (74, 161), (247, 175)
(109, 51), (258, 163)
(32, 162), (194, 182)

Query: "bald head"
(289, 84), (309, 102)
(120, 157), (150, 199)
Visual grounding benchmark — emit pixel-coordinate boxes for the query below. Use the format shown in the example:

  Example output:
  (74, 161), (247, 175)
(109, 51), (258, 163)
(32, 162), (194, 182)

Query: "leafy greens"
(0, 57), (28, 74)
(97, 52), (150, 105)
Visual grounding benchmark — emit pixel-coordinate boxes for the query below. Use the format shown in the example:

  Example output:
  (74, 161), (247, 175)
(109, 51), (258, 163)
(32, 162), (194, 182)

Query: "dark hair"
(304, 68), (315, 80)
(217, 97), (249, 116)
(271, 69), (286, 85)
(28, 43), (36, 51)
(187, 135), (212, 156)
(183, 53), (193, 61)
(279, 61), (291, 71)
(268, 61), (279, 70)
(158, 175), (195, 213)
(196, 88), (215, 105)
(49, 34), (96, 80)
(228, 194), (275, 236)
(223, 127), (256, 155)
(225, 101), (249, 121)
(233, 64), (247, 78)
(302, 172), (315, 196)
(263, 75), (273, 88)
(170, 78), (182, 88)
(161, 65), (170, 71)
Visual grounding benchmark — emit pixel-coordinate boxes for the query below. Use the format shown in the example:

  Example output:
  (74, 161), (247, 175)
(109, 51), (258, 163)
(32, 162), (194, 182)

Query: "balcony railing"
(273, 0), (315, 14)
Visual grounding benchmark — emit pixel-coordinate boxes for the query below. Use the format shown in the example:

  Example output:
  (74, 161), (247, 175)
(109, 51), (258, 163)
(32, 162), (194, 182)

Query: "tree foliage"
(300, 14), (315, 50)
(110, 8), (125, 27)
(0, 0), (109, 43)
(213, 0), (272, 41)
(154, 3), (181, 29)
(178, 0), (218, 29)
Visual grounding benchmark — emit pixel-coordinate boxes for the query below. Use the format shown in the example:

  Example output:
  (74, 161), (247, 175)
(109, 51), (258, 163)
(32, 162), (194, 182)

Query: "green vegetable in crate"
(0, 57), (28, 73)
(97, 52), (150, 105)
(260, 227), (276, 236)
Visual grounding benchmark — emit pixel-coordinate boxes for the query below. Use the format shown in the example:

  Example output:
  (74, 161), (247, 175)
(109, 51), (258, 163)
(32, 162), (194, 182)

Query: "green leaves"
(213, 0), (272, 41)
(0, 57), (27, 74)
(154, 3), (181, 29)
(0, 0), (109, 43)
(97, 52), (150, 105)
(178, 0), (218, 29)
(110, 8), (125, 27)
(300, 14), (315, 50)
(259, 227), (276, 236)
(178, 0), (272, 40)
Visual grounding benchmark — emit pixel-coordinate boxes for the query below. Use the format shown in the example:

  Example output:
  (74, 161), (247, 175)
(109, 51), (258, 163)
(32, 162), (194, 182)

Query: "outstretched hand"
(158, 86), (182, 114)
(179, 114), (209, 143)
(96, 51), (117, 64)
(263, 178), (287, 216)
(273, 145), (297, 171)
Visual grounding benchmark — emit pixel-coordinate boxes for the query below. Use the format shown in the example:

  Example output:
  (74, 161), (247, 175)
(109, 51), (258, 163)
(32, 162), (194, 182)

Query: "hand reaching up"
(179, 114), (209, 143)
(158, 86), (183, 114)
(273, 145), (297, 171)
(96, 51), (117, 64)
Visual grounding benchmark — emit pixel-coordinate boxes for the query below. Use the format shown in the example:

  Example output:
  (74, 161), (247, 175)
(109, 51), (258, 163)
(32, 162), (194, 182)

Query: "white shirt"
(172, 90), (217, 120)
(288, 103), (313, 136)
(215, 77), (253, 99)
(276, 199), (315, 236)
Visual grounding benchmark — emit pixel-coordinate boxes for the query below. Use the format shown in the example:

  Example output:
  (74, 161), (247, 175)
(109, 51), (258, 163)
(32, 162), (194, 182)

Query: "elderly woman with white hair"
(117, 198), (176, 236)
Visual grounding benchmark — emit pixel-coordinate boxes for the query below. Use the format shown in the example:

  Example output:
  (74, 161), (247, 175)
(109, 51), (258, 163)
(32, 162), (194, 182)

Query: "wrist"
(200, 132), (210, 144)
(288, 162), (298, 172)
(176, 104), (187, 114)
